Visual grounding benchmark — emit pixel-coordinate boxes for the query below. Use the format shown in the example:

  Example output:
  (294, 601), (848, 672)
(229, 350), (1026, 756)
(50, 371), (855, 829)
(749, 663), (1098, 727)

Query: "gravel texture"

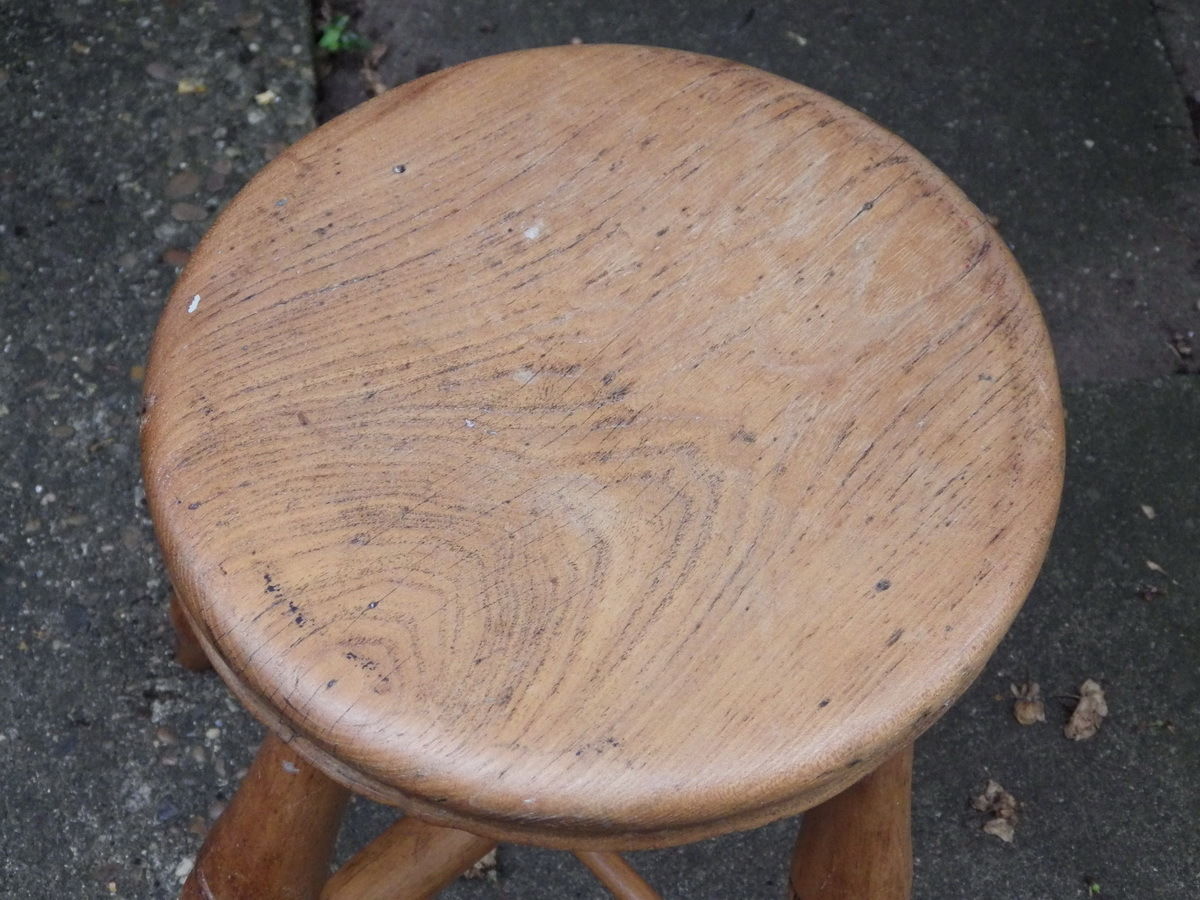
(1, 1), (312, 895)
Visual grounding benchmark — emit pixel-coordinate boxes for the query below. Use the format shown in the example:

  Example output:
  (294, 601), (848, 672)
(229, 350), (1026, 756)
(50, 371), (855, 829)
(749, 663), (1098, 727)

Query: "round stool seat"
(142, 44), (1063, 850)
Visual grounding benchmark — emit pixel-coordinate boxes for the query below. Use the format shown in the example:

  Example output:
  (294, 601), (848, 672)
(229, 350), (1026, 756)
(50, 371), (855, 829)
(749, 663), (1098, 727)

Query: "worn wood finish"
(320, 817), (495, 900)
(789, 744), (914, 899)
(143, 44), (1063, 849)
(169, 589), (212, 671)
(183, 732), (349, 900)
(573, 851), (662, 900)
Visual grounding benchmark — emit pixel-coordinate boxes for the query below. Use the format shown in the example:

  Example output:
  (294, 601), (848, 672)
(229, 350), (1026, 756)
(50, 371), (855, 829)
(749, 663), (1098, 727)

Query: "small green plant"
(317, 14), (371, 53)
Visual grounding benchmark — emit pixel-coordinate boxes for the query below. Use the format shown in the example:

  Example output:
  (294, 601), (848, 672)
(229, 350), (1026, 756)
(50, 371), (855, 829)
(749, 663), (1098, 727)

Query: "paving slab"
(326, 0), (1200, 384)
(0, 0), (313, 895)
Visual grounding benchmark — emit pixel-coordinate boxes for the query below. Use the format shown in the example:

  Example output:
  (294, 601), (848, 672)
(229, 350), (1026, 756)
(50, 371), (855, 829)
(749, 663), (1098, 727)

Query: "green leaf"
(317, 14), (371, 53)
(317, 15), (349, 51)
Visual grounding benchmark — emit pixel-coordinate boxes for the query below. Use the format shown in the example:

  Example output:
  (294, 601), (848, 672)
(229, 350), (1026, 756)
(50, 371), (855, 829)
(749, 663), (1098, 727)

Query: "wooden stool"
(142, 45), (1063, 899)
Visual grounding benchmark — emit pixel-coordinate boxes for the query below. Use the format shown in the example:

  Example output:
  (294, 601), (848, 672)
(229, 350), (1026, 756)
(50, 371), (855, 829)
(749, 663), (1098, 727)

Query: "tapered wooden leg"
(321, 817), (495, 900)
(182, 733), (349, 900)
(789, 745), (913, 900)
(573, 852), (662, 900)
(168, 590), (212, 671)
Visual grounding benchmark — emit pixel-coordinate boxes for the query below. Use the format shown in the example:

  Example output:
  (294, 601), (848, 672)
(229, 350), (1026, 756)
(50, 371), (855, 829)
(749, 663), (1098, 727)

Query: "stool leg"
(168, 590), (212, 672)
(321, 817), (496, 900)
(788, 744), (913, 900)
(573, 851), (662, 900)
(182, 732), (349, 900)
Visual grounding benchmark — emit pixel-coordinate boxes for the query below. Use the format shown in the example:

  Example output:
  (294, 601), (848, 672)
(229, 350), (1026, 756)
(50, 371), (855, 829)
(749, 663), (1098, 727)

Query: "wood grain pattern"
(142, 44), (1063, 849)
(183, 733), (348, 900)
(320, 817), (495, 900)
(789, 744), (913, 899)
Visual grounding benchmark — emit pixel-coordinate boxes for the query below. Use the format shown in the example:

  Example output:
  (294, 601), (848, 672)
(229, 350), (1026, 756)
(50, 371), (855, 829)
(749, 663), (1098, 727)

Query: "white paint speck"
(523, 797), (536, 805)
(1083, 139), (1095, 149)
(523, 222), (543, 240)
(187, 294), (200, 314)
(512, 367), (537, 386)
(281, 760), (300, 774)
(465, 419), (476, 428)
(786, 29), (808, 46)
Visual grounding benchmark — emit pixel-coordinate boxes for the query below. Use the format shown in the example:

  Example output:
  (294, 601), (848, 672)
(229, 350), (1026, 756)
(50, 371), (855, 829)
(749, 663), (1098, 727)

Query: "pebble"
(155, 726), (179, 746)
(170, 203), (207, 222)
(190, 745), (206, 764)
(156, 799), (180, 823)
(120, 525), (143, 551)
(161, 247), (191, 267)
(165, 170), (201, 199)
(145, 61), (176, 81)
(204, 727), (220, 740)
(50, 424), (75, 439)
(173, 857), (194, 880)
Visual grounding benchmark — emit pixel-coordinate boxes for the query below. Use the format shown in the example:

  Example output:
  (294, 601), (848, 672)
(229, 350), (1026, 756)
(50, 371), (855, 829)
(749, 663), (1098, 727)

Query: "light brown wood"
(183, 732), (349, 900)
(169, 589), (212, 671)
(789, 745), (914, 899)
(574, 851), (662, 900)
(321, 817), (495, 900)
(143, 44), (1063, 849)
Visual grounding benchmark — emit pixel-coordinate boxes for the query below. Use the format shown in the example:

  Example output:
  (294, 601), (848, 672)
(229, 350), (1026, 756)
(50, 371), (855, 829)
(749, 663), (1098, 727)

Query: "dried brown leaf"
(1010, 681), (1046, 726)
(982, 816), (1016, 843)
(462, 847), (498, 884)
(971, 779), (1018, 842)
(361, 43), (390, 97)
(1064, 679), (1108, 740)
